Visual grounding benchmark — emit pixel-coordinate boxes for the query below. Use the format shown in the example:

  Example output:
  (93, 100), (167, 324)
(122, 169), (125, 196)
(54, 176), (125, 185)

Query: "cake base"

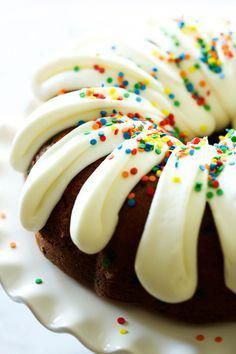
(32, 128), (236, 324)
(36, 177), (236, 323)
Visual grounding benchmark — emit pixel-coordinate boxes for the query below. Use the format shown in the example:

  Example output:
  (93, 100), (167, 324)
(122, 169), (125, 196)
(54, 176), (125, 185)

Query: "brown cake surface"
(31, 129), (236, 323)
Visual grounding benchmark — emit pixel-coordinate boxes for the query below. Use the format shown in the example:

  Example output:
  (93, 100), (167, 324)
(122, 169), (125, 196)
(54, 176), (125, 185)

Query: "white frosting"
(10, 87), (161, 172)
(70, 133), (175, 254)
(33, 46), (217, 138)
(209, 139), (236, 293)
(19, 117), (146, 231)
(10, 18), (236, 304)
(135, 141), (214, 303)
(156, 20), (236, 123)
(32, 20), (236, 137)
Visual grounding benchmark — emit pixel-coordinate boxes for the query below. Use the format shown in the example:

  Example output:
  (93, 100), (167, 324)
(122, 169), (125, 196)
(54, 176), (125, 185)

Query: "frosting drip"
(70, 130), (180, 254)
(11, 87), (163, 172)
(135, 139), (214, 302)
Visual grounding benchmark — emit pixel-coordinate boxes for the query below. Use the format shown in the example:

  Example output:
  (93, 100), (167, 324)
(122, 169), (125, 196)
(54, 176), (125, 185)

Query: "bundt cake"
(10, 18), (236, 323)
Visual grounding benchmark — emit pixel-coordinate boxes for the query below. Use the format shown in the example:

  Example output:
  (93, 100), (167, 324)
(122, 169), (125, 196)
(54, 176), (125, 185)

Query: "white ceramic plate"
(0, 123), (236, 354)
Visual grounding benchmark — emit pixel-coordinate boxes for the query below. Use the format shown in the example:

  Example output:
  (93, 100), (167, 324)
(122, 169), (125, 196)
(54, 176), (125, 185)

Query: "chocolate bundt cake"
(10, 18), (236, 323)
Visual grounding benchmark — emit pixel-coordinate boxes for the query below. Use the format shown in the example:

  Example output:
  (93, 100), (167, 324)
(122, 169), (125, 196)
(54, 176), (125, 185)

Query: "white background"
(0, 0), (235, 353)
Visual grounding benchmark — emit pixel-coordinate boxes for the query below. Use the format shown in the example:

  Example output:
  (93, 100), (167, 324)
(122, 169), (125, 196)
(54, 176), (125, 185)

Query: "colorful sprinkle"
(100, 135), (106, 142)
(194, 182), (202, 192)
(214, 336), (223, 343)
(174, 100), (180, 107)
(149, 175), (157, 182)
(117, 317), (127, 325)
(195, 334), (205, 342)
(123, 132), (131, 139)
(147, 186), (155, 197)
(90, 139), (97, 145)
(216, 188), (223, 196)
(122, 171), (129, 178)
(130, 167), (138, 175)
(172, 176), (181, 183)
(125, 148), (132, 154)
(0, 212), (6, 219)
(107, 77), (113, 83)
(127, 198), (136, 207)
(10, 242), (16, 249)
(206, 191), (214, 199)
(142, 175), (149, 183)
